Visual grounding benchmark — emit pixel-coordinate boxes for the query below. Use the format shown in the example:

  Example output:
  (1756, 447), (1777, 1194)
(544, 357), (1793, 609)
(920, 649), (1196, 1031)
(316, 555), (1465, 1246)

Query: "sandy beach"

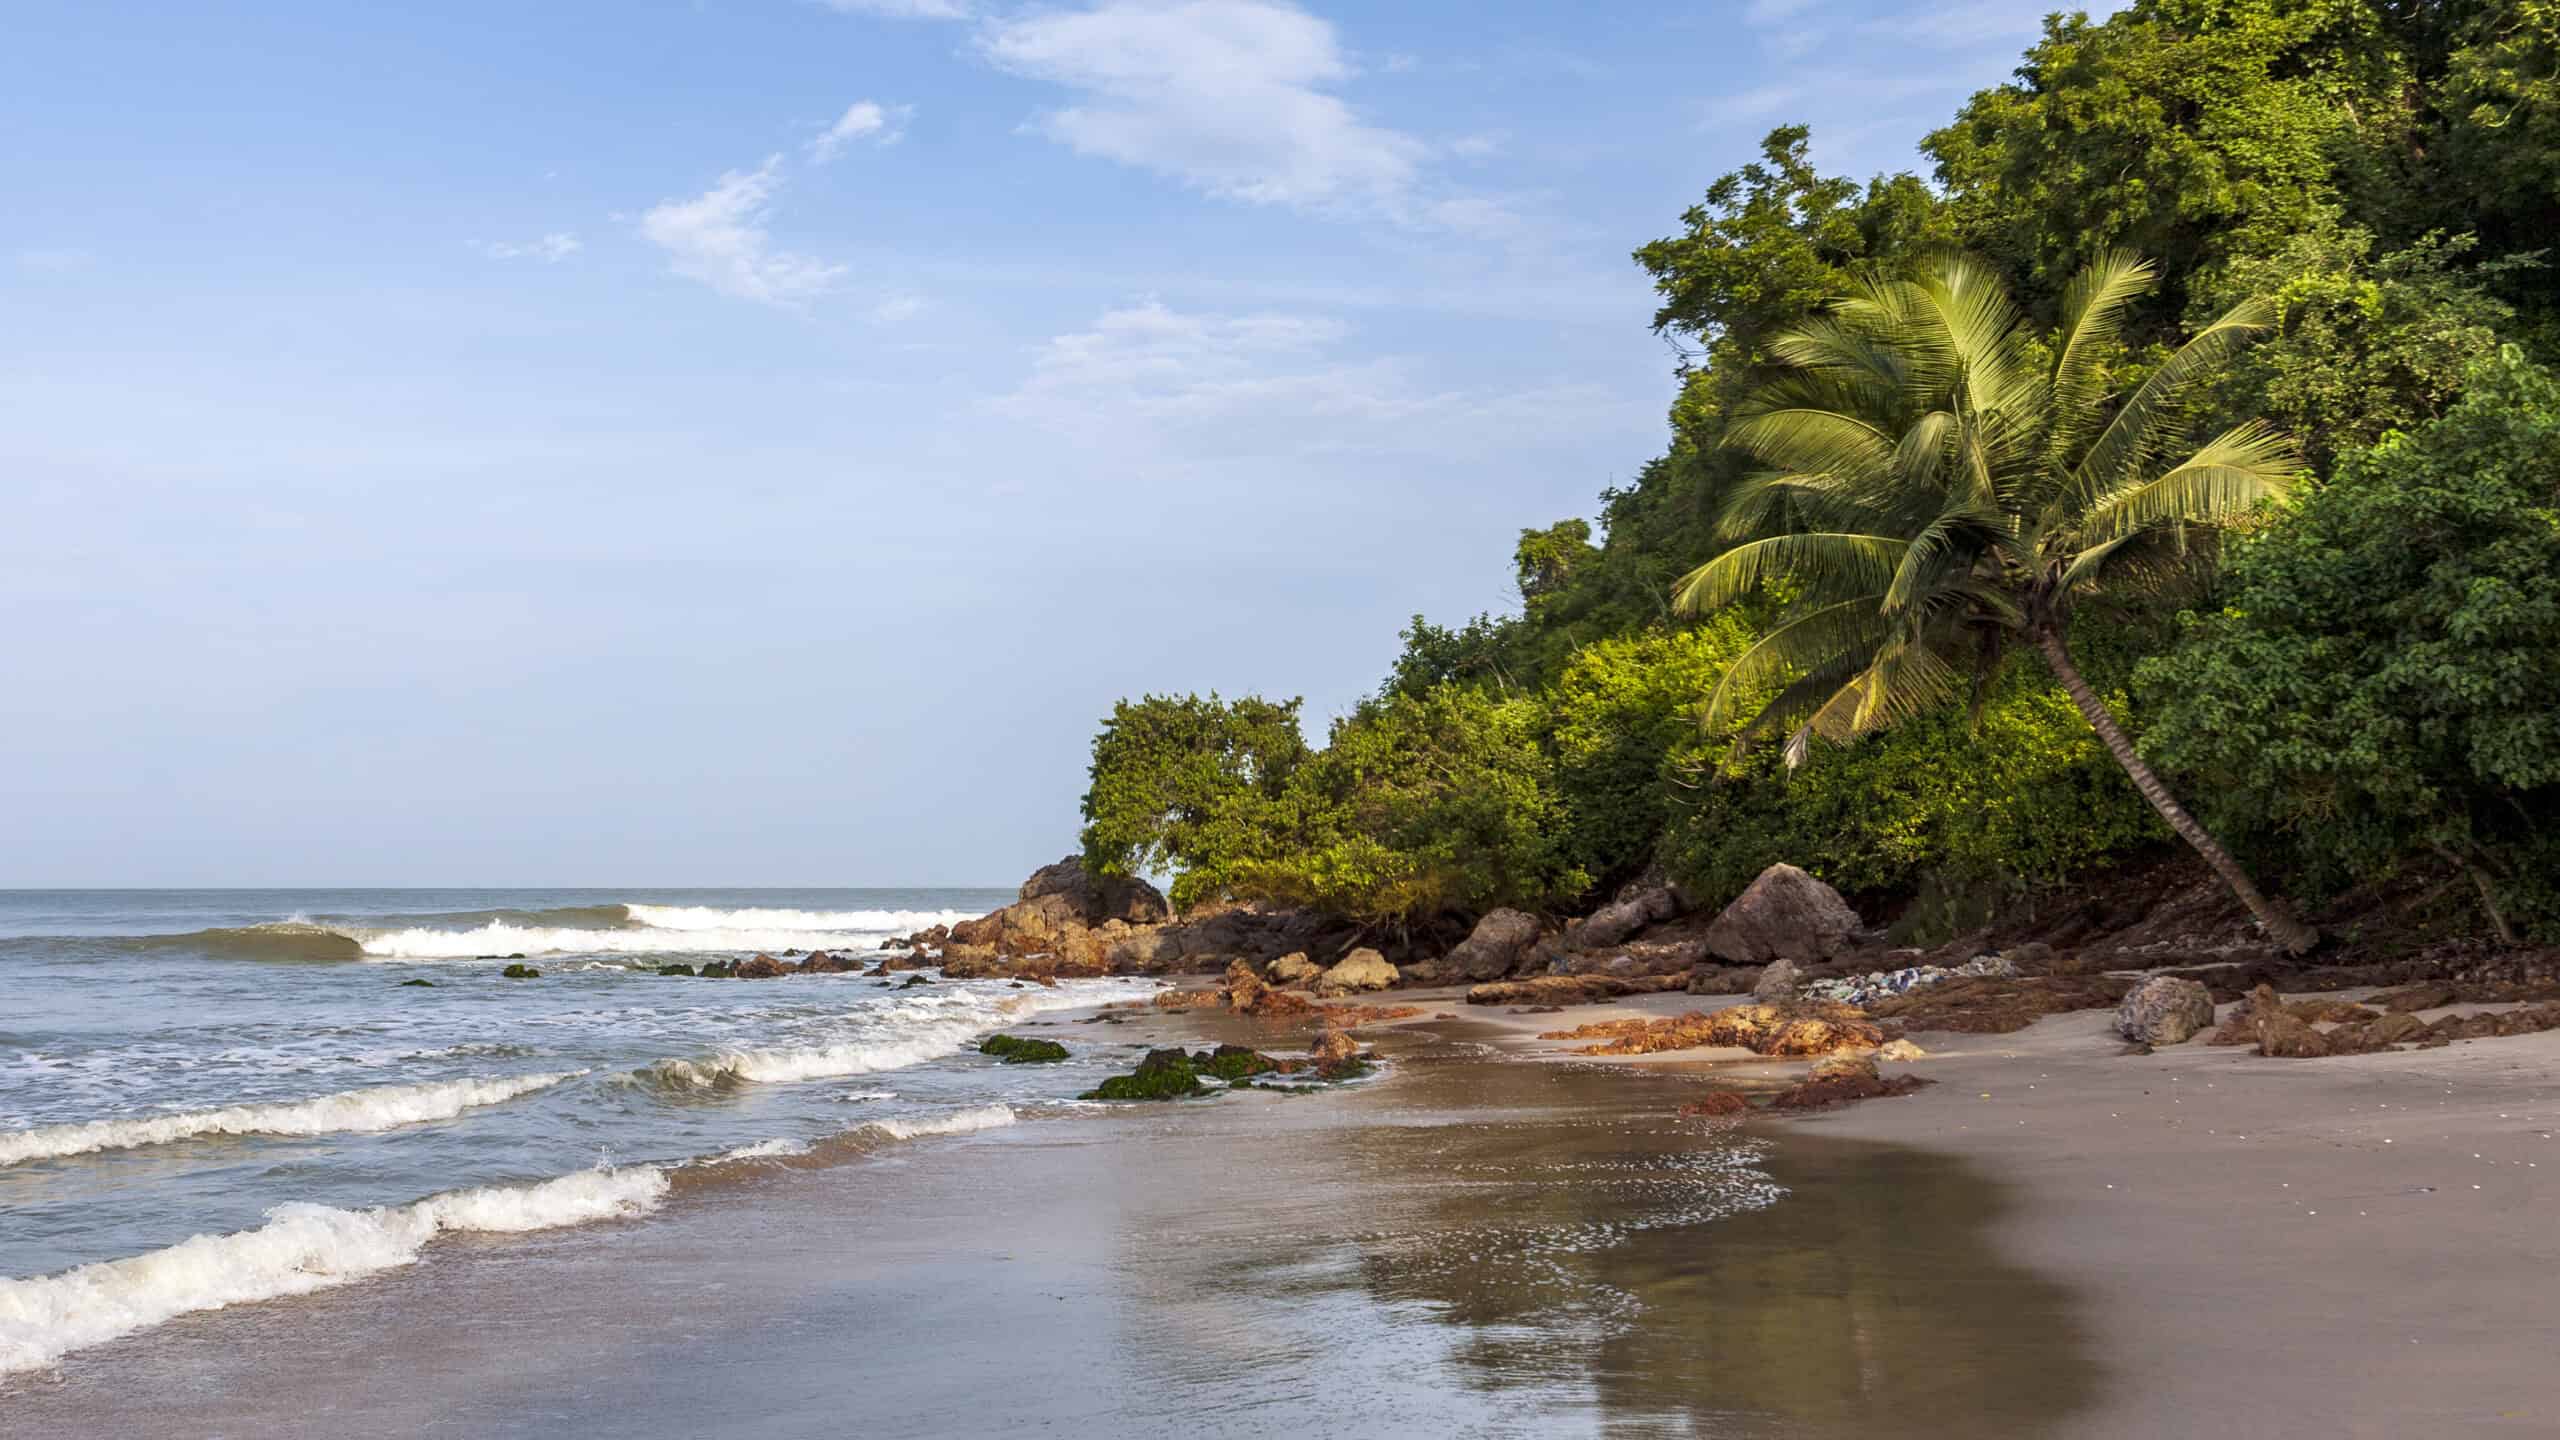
(1452, 985), (2560, 1437)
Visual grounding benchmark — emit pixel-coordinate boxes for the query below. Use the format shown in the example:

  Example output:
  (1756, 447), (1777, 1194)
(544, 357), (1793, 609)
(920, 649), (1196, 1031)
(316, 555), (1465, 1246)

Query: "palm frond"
(2073, 420), (2303, 544)
(1702, 595), (1893, 734)
(2065, 295), (2277, 516)
(1673, 532), (1911, 616)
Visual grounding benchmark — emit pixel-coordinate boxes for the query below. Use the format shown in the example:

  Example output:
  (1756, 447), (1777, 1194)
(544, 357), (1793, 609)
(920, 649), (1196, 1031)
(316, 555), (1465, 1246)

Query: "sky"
(1, 0), (2093, 887)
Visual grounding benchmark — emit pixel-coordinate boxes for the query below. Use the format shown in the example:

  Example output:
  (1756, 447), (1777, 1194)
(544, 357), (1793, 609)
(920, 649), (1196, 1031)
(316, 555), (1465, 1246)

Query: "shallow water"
(0, 888), (1179, 1376)
(5, 1022), (2097, 1437)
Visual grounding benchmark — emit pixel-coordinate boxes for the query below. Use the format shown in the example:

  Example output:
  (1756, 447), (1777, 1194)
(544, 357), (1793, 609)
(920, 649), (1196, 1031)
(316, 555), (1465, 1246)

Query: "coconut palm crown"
(1674, 249), (2319, 953)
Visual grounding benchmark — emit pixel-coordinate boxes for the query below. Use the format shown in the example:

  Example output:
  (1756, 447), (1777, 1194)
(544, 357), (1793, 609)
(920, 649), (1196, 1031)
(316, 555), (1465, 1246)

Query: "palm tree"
(1674, 250), (2320, 954)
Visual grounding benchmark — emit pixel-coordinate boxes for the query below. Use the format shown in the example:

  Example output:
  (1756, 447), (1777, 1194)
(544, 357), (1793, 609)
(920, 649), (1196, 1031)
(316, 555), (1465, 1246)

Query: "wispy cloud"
(1698, 83), (1805, 130)
(809, 99), (912, 161)
(996, 299), (1631, 457)
(975, 0), (1431, 218)
(1743, 0), (1821, 25)
(476, 232), (581, 263)
(639, 157), (844, 304)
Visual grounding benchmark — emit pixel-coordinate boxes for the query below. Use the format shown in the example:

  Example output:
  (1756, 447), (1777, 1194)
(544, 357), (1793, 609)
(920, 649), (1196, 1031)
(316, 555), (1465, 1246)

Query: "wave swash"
(131, 903), (977, 964)
(0, 1072), (584, 1167)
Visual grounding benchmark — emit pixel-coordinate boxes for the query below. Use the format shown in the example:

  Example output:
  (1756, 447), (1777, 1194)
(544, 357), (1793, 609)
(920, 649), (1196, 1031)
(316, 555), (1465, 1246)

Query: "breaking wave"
(0, 1072), (583, 1167)
(0, 1165), (668, 1376)
(119, 904), (976, 964)
(870, 1104), (1015, 1140)
(633, 985), (1138, 1092)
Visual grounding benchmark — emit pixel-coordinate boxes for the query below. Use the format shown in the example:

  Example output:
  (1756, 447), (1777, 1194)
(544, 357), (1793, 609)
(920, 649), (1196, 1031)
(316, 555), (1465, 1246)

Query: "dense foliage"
(1076, 0), (2560, 942)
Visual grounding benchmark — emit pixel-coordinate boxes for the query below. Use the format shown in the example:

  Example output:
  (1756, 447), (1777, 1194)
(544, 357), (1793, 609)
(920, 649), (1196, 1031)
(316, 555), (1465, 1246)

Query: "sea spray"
(0, 1165), (668, 1376)
(0, 1072), (584, 1167)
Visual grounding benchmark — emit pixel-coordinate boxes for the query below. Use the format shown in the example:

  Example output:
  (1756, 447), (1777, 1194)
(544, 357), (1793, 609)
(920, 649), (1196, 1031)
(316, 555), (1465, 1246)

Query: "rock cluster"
(2210, 983), (2560, 1057)
(1539, 1001), (1885, 1058)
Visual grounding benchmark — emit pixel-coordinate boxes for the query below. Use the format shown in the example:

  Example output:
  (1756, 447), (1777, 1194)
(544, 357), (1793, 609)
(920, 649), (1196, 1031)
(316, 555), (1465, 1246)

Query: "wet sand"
(1459, 986), (2560, 1437)
(7, 1014), (2095, 1438)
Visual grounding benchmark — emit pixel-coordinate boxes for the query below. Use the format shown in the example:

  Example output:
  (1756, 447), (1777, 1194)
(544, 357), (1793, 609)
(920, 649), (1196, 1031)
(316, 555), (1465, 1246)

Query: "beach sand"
(1456, 984), (2560, 1437)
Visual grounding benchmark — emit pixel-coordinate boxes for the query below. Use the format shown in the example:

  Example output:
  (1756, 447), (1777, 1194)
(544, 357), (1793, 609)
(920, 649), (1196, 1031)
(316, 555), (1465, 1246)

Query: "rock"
(1685, 965), (1756, 996)
(1875, 1038), (1927, 1062)
(398, 978), (436, 987)
(979, 1034), (1070, 1064)
(2357, 1012), (2428, 1047)
(1568, 886), (1681, 952)
(2288, 996), (2380, 1024)
(1267, 952), (1321, 987)
(698, 961), (736, 979)
(2114, 976), (2216, 1046)
(1445, 908), (1544, 981)
(2256, 1008), (2332, 1058)
(1152, 987), (1221, 1011)
(1314, 948), (1398, 995)
(798, 950), (860, 974)
(1194, 1044), (1281, 1081)
(2205, 984), (2281, 1045)
(1465, 974), (1688, 1007)
(1752, 958), (1803, 1004)
(1804, 954), (2019, 1007)
(1018, 854), (1172, 926)
(500, 963), (541, 979)
(1309, 1028), (1360, 1067)
(735, 954), (790, 980)
(1769, 1063), (1929, 1110)
(1080, 1048), (1207, 1101)
(1808, 1053), (1881, 1085)
(898, 974), (932, 988)
(656, 963), (697, 977)
(2378, 983), (2458, 1013)
(1540, 1002), (1884, 1058)
(1679, 1093), (1750, 1119)
(1701, 864), (1861, 965)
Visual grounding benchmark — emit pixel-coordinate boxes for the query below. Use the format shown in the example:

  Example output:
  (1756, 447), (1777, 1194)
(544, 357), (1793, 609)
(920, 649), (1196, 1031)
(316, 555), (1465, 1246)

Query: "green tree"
(1676, 250), (2320, 951)
(2141, 348), (2560, 942)
(1077, 694), (1309, 898)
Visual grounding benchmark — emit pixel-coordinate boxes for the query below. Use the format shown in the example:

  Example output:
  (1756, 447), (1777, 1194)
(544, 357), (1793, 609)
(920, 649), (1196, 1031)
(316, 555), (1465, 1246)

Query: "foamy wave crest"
(357, 921), (889, 959)
(0, 1072), (583, 1167)
(870, 1104), (1015, 1140)
(0, 1165), (666, 1376)
(714, 1138), (810, 1162)
(636, 983), (1146, 1091)
(622, 905), (969, 934)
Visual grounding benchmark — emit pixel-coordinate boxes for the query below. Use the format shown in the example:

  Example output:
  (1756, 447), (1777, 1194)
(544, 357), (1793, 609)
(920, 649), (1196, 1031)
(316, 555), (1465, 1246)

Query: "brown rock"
(2255, 1007), (2332, 1058)
(1679, 1092), (1750, 1119)
(2377, 983), (2458, 1014)
(2114, 975), (2216, 1046)
(735, 954), (789, 979)
(1701, 864), (1861, 965)
(1267, 952), (1321, 987)
(797, 950), (860, 974)
(1464, 974), (1687, 1007)
(1314, 948), (1398, 995)
(1445, 908), (1545, 980)
(1540, 1002), (1883, 1059)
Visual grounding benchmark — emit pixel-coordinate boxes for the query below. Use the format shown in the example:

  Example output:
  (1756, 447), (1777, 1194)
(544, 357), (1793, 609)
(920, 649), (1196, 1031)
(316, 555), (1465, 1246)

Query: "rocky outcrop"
(1267, 952), (1321, 987)
(2114, 976), (2216, 1046)
(1567, 885), (1682, 952)
(799, 950), (860, 974)
(1315, 948), (1398, 995)
(1701, 864), (1862, 965)
(1445, 909), (1544, 981)
(1018, 855), (1171, 926)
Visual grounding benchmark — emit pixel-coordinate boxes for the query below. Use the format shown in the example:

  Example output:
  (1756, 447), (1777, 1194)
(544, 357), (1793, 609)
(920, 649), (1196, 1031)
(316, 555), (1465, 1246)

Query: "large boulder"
(1315, 948), (1398, 995)
(2114, 975), (2216, 1047)
(1701, 864), (1862, 965)
(1568, 886), (1681, 952)
(1444, 909), (1544, 981)
(1018, 855), (1171, 926)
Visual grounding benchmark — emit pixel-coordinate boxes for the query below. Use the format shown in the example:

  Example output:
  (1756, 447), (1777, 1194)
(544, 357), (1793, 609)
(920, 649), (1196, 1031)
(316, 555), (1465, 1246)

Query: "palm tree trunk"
(2034, 626), (2319, 955)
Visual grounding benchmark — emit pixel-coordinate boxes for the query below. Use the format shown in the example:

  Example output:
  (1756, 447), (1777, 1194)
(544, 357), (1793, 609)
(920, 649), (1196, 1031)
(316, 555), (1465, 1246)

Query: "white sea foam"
(622, 905), (970, 934)
(0, 1072), (582, 1167)
(636, 984), (1143, 1091)
(870, 1104), (1015, 1140)
(0, 1165), (667, 1376)
(713, 1137), (810, 1161)
(354, 921), (897, 960)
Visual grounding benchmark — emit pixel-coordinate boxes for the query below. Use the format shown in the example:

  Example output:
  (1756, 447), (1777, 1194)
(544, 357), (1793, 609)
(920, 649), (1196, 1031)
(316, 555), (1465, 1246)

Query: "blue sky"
(2, 0), (2090, 886)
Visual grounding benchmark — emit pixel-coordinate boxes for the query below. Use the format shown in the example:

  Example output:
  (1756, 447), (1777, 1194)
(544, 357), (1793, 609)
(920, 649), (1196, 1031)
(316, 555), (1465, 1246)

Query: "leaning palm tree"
(1675, 249), (2320, 954)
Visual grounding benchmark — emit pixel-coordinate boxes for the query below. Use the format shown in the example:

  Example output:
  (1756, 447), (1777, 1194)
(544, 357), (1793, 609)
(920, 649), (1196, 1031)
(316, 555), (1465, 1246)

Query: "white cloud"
(809, 99), (912, 161)
(1743, 0), (1820, 25)
(870, 292), (927, 324)
(995, 299), (1629, 457)
(819, 0), (969, 18)
(1698, 83), (1804, 130)
(1448, 130), (1507, 160)
(640, 156), (844, 304)
(477, 232), (581, 263)
(976, 0), (1428, 215)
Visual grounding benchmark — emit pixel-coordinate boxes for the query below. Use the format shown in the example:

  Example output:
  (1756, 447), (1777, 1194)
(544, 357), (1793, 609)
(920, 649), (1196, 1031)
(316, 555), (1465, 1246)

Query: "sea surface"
(0, 888), (1166, 1380)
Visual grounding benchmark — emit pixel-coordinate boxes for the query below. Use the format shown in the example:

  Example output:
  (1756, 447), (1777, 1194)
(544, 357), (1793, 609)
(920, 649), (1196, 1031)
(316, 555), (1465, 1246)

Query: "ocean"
(0, 888), (1164, 1379)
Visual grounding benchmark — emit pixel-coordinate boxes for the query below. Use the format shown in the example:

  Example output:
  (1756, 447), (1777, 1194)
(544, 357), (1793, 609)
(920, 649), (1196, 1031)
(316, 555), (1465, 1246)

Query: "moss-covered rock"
(899, 974), (933, 989)
(657, 963), (697, 977)
(1191, 1044), (1280, 1081)
(1080, 1047), (1207, 1101)
(398, 978), (436, 988)
(698, 961), (736, 979)
(501, 963), (541, 979)
(979, 1034), (1071, 1064)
